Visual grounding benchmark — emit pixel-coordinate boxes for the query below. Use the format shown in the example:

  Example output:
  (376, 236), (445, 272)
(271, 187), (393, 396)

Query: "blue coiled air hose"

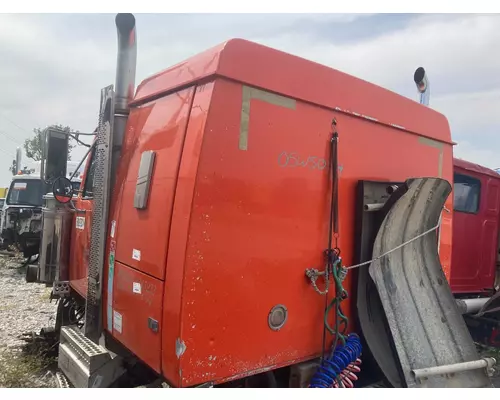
(309, 334), (362, 388)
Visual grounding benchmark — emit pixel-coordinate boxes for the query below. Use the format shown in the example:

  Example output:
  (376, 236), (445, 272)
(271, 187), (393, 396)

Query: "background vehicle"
(449, 158), (500, 346)
(0, 197), (5, 233)
(1, 174), (44, 258)
(451, 158), (500, 296)
(0, 159), (84, 259)
(29, 13), (494, 389)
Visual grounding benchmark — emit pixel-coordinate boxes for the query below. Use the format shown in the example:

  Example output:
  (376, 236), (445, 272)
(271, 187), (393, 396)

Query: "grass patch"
(0, 351), (54, 388)
(0, 330), (58, 388)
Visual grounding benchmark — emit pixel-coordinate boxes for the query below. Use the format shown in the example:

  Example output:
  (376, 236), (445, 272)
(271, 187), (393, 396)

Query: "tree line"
(9, 124), (76, 175)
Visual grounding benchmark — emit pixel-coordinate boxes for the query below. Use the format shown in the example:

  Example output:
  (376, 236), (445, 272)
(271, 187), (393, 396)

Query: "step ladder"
(58, 325), (125, 388)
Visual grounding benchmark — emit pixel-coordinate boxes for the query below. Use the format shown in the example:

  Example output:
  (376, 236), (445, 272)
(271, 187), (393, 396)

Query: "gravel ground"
(0, 252), (499, 388)
(0, 254), (58, 388)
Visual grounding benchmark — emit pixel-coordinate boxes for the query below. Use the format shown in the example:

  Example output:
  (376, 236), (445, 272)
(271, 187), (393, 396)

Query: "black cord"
(69, 133), (91, 148)
(321, 121), (340, 361)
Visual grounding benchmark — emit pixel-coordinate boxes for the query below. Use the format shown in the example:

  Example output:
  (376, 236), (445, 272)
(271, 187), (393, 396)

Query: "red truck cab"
(451, 158), (500, 295)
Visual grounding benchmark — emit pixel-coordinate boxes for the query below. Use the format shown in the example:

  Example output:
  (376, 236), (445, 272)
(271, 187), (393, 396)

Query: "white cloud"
(454, 140), (499, 170)
(432, 89), (500, 139)
(0, 13), (499, 187)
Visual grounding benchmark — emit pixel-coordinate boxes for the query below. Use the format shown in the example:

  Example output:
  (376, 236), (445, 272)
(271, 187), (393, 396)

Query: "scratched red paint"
(68, 39), (454, 387)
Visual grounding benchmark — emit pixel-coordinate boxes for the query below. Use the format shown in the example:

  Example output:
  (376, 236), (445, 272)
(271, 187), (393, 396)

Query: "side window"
(82, 147), (97, 198)
(453, 173), (481, 214)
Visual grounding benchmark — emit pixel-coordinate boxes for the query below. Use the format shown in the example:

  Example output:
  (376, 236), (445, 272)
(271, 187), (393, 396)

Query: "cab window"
(82, 147), (97, 198)
(454, 173), (481, 214)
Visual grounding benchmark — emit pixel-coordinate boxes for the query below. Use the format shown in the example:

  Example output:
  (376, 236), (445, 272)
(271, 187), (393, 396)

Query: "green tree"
(23, 124), (76, 162)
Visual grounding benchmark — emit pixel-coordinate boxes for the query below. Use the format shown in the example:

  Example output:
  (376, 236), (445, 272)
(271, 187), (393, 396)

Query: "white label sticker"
(76, 216), (85, 230)
(113, 311), (122, 333)
(133, 282), (142, 294)
(13, 182), (27, 190)
(110, 220), (116, 238)
(132, 249), (141, 261)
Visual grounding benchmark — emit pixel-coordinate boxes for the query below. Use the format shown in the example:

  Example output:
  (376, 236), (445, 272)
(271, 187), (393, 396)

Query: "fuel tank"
(39, 193), (73, 286)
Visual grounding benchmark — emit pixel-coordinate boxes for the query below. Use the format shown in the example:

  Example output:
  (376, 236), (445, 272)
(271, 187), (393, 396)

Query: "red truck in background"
(450, 158), (500, 346)
(451, 158), (500, 296)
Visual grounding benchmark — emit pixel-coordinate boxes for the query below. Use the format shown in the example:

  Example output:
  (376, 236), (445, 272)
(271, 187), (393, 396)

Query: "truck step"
(55, 371), (72, 388)
(58, 325), (125, 388)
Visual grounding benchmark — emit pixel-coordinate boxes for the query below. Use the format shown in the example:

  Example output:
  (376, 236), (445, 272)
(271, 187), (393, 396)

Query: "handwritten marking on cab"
(278, 152), (327, 170)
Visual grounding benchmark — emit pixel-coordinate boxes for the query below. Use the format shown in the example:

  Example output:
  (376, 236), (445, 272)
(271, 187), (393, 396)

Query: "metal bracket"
(148, 317), (159, 333)
(84, 85), (115, 343)
(412, 357), (496, 381)
(52, 281), (70, 298)
(195, 382), (214, 388)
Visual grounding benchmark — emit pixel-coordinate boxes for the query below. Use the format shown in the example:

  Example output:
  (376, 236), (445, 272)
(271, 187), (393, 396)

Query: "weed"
(0, 349), (55, 388)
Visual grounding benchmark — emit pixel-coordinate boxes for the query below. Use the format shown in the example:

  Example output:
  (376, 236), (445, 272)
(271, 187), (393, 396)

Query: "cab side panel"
(114, 88), (195, 280)
(176, 78), (453, 387)
(161, 83), (215, 387)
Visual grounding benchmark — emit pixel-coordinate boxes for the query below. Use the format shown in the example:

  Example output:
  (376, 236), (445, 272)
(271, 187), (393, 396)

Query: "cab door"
(69, 146), (96, 297)
(451, 172), (500, 293)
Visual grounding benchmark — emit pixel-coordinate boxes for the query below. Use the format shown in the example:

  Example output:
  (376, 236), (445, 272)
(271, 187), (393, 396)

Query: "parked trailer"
(28, 14), (494, 388)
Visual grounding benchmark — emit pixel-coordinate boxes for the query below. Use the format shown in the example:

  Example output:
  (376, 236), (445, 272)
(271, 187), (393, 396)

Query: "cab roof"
(133, 38), (452, 145)
(454, 157), (500, 179)
(10, 174), (40, 181)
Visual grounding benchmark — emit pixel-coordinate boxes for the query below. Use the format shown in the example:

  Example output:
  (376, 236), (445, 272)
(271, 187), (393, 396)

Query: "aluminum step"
(58, 325), (125, 388)
(55, 371), (72, 388)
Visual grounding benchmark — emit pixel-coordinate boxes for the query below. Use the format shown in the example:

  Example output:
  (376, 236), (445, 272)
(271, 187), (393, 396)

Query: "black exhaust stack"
(111, 13), (137, 186)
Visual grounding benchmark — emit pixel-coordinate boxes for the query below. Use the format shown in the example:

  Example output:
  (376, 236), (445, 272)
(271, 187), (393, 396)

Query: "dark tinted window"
(83, 147), (97, 198)
(454, 173), (481, 213)
(71, 181), (81, 192)
(6, 179), (43, 207)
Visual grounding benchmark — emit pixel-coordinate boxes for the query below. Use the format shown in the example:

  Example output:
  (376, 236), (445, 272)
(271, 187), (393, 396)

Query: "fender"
(369, 177), (492, 388)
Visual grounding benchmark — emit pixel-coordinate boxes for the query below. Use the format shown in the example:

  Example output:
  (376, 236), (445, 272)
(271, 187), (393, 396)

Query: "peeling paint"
(390, 123), (406, 130)
(176, 338), (187, 359)
(333, 105), (409, 133)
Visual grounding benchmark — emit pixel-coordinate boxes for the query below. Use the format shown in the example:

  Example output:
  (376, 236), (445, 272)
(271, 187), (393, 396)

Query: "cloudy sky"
(0, 13), (498, 187)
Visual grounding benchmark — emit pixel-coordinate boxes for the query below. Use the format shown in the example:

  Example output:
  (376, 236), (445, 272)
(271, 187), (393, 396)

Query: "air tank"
(38, 193), (73, 285)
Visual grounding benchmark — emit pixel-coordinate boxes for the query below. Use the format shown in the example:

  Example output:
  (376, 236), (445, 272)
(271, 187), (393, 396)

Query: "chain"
(306, 253), (347, 296)
(305, 268), (329, 296)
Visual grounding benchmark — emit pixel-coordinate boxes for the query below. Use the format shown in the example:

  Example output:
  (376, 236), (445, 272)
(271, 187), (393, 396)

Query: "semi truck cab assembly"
(1, 175), (44, 260)
(25, 13), (496, 388)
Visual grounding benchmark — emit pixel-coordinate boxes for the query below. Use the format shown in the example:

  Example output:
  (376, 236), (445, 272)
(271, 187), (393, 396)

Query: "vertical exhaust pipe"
(414, 67), (430, 106)
(111, 13), (137, 187)
(15, 147), (22, 175)
(114, 13), (137, 115)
